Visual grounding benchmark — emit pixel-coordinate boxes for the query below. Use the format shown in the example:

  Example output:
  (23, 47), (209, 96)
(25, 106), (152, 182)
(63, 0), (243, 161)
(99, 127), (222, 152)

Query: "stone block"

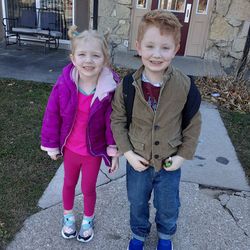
(216, 0), (230, 16)
(210, 16), (235, 41)
(99, 0), (116, 17)
(116, 4), (131, 19)
(239, 21), (250, 38)
(232, 37), (246, 52)
(226, 0), (250, 21)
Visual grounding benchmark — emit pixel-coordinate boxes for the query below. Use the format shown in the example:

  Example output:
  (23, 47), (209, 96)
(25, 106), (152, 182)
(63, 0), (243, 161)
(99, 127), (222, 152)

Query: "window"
(158, 0), (186, 13)
(137, 0), (147, 9)
(196, 0), (209, 15)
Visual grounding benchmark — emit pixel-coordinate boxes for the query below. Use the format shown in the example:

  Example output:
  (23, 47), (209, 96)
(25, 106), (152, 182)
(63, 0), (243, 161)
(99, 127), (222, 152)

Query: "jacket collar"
(133, 64), (174, 87)
(64, 63), (116, 105)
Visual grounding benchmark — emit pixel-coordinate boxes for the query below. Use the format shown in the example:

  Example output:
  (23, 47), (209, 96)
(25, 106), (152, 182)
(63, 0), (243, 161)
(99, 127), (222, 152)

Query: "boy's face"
(136, 26), (179, 80)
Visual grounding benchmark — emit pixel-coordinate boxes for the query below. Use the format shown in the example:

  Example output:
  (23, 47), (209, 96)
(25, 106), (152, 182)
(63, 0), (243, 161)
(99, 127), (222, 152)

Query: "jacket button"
(154, 125), (160, 130)
(155, 141), (160, 145)
(154, 154), (159, 159)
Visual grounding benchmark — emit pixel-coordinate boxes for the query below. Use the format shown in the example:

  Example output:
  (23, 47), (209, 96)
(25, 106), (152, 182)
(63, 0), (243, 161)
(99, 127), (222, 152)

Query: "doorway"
(155, 0), (193, 55)
(130, 0), (194, 55)
(130, 0), (213, 57)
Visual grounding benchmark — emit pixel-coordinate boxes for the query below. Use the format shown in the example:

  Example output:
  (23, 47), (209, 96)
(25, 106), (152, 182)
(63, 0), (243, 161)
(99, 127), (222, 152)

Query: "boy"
(111, 10), (201, 250)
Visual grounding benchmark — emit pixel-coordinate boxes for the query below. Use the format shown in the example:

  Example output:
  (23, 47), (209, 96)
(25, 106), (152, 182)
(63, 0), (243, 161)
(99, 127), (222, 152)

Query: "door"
(130, 0), (152, 50)
(130, 0), (193, 55)
(155, 0), (193, 55)
(185, 0), (213, 57)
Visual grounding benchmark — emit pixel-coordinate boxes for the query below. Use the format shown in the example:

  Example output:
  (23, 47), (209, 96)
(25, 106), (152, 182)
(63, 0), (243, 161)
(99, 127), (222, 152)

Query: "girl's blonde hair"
(68, 25), (111, 66)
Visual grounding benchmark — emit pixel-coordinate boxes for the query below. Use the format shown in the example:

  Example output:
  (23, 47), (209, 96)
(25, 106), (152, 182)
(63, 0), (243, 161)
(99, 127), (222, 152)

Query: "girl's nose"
(84, 55), (93, 63)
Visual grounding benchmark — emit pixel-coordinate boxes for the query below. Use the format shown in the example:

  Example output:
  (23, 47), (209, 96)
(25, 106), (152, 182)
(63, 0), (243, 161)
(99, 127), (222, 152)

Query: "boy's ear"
(135, 40), (142, 56)
(174, 44), (180, 55)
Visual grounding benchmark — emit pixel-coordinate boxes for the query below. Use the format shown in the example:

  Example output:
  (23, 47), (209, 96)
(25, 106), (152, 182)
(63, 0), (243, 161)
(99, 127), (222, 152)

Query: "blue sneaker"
(127, 238), (144, 250)
(156, 239), (173, 250)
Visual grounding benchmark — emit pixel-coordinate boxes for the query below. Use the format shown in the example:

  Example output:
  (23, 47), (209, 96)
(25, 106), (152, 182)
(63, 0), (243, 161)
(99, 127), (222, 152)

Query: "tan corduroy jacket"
(111, 65), (201, 171)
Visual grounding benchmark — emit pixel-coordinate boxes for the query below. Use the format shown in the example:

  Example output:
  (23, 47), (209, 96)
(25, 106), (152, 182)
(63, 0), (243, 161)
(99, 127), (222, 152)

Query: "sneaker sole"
(77, 231), (94, 243)
(127, 247), (144, 250)
(156, 245), (173, 250)
(61, 229), (77, 239)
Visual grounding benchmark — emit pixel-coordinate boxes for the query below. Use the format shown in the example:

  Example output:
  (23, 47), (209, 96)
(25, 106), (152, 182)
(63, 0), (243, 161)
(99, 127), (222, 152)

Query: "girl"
(40, 26), (120, 243)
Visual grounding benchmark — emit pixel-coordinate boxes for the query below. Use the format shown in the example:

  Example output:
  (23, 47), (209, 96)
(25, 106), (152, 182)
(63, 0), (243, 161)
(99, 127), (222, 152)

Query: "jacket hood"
(60, 63), (116, 105)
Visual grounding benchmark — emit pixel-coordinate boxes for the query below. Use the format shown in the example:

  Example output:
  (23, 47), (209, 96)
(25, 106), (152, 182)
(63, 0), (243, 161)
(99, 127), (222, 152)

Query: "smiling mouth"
(83, 66), (95, 71)
(150, 61), (163, 65)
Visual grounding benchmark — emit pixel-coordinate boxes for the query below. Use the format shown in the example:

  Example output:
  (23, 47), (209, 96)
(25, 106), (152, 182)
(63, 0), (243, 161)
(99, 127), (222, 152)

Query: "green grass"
(0, 79), (61, 249)
(219, 108), (250, 182)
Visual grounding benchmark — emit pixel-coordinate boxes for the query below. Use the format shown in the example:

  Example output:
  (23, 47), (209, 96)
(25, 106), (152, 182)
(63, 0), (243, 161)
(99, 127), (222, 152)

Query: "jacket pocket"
(168, 137), (182, 148)
(130, 138), (145, 151)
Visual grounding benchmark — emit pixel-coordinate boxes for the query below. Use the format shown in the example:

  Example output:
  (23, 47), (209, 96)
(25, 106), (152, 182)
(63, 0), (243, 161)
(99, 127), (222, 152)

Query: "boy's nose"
(152, 48), (161, 57)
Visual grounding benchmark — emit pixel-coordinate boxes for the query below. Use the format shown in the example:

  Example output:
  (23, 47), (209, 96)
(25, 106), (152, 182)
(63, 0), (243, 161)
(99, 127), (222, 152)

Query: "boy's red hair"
(137, 10), (182, 45)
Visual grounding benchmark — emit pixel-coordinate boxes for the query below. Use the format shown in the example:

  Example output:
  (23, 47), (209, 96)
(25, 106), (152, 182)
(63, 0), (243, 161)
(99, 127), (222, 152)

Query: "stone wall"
(205, 0), (250, 73)
(90, 0), (132, 52)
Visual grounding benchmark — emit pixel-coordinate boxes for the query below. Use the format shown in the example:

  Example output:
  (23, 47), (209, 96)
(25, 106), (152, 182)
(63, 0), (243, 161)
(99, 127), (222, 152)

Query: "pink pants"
(63, 147), (102, 216)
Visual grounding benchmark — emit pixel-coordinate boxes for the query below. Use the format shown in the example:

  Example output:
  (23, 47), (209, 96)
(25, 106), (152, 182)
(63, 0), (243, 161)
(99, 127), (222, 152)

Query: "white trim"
(72, 0), (75, 25)
(36, 0), (41, 9)
(2, 0), (6, 19)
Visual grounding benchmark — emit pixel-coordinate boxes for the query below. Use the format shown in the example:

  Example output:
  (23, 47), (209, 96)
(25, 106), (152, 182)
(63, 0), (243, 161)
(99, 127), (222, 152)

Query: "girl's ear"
(135, 40), (142, 56)
(70, 53), (76, 66)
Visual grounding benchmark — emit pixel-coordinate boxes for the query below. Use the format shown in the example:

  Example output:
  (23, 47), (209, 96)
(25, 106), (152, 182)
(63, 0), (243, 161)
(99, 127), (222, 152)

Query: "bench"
(2, 7), (66, 52)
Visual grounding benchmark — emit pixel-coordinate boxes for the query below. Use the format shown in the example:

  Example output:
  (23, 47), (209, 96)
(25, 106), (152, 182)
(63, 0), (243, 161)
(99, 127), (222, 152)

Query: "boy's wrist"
(124, 150), (133, 156)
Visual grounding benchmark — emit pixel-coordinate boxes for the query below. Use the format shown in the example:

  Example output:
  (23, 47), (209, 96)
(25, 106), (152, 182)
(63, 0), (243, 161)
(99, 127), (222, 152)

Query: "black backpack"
(122, 73), (201, 130)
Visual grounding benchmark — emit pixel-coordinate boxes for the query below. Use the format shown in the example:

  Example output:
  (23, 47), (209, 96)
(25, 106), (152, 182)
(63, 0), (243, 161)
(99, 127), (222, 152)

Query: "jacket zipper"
(88, 95), (112, 165)
(60, 85), (78, 155)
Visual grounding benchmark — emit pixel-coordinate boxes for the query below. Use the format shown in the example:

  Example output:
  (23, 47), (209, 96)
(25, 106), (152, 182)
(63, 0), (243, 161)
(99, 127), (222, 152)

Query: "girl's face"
(71, 38), (105, 81)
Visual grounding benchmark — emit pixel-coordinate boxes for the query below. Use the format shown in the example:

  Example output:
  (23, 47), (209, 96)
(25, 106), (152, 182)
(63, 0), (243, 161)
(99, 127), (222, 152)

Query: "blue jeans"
(126, 162), (181, 241)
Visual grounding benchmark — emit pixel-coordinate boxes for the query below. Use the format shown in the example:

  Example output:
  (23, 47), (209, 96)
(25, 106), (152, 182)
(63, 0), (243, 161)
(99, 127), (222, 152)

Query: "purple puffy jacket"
(41, 63), (120, 166)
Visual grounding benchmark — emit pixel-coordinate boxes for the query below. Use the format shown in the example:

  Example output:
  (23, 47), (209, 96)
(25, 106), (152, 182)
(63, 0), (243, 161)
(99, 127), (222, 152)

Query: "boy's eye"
(93, 54), (100, 58)
(146, 45), (153, 48)
(163, 47), (170, 50)
(78, 53), (85, 56)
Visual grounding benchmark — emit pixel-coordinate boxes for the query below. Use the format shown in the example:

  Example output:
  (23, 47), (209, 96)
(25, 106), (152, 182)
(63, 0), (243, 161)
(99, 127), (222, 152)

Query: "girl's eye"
(163, 47), (169, 50)
(78, 53), (85, 56)
(93, 54), (100, 58)
(146, 45), (153, 48)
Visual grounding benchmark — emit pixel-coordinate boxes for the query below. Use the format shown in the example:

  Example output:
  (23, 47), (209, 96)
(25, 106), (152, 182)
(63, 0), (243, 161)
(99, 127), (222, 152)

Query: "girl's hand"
(50, 154), (61, 161)
(109, 157), (119, 173)
(163, 155), (185, 171)
(124, 150), (149, 172)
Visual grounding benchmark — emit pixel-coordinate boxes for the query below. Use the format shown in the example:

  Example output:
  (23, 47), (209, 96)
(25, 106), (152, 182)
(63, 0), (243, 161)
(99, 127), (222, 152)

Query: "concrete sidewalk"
(1, 44), (249, 249)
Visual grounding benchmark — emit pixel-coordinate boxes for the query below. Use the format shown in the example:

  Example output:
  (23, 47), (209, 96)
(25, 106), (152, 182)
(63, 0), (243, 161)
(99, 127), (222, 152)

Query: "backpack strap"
(122, 73), (135, 129)
(182, 75), (201, 129)
(122, 73), (201, 130)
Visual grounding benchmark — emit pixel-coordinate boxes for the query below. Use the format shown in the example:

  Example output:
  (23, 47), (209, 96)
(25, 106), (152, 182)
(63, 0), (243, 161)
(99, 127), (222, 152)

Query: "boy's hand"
(124, 150), (149, 172)
(109, 157), (119, 173)
(163, 155), (185, 171)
